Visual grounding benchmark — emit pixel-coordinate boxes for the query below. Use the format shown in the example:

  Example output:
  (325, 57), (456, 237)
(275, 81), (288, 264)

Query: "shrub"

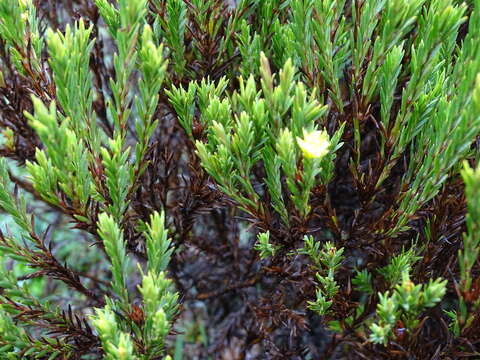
(0, 0), (480, 358)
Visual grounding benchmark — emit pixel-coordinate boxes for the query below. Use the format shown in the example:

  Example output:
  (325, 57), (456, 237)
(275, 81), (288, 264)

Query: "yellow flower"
(403, 279), (415, 293)
(296, 129), (330, 159)
(20, 11), (28, 22)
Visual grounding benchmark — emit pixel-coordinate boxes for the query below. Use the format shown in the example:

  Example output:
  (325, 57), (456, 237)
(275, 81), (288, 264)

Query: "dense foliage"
(0, 0), (480, 358)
